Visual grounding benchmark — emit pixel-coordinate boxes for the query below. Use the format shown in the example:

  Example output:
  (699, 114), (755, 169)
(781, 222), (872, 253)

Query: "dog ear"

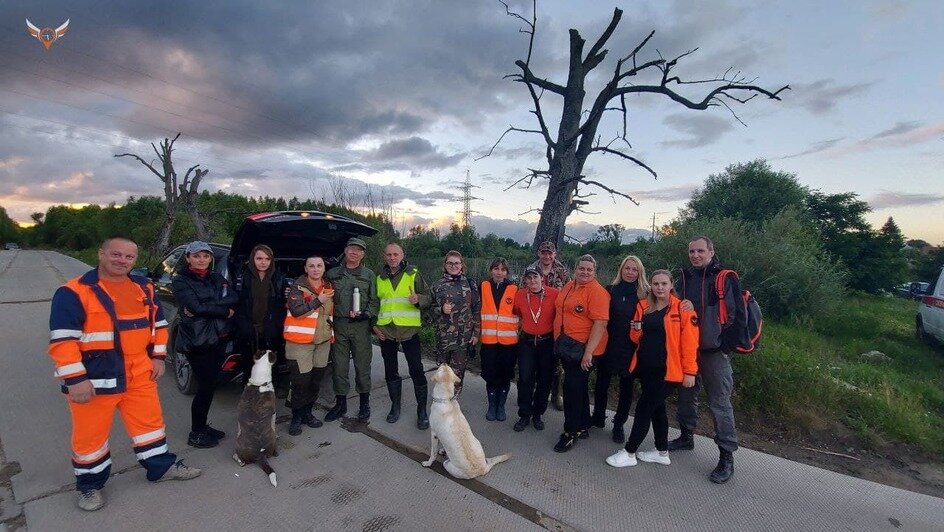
(253, 350), (264, 361)
(267, 350), (276, 364)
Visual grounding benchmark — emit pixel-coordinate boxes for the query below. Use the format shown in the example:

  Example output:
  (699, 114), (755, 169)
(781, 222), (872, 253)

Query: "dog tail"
(258, 450), (277, 487)
(485, 453), (512, 469)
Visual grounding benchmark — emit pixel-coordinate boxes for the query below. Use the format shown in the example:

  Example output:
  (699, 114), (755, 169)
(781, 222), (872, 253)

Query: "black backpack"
(715, 270), (763, 353)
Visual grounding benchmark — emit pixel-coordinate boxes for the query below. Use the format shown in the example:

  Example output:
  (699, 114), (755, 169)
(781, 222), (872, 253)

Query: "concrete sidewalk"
(1, 250), (942, 531)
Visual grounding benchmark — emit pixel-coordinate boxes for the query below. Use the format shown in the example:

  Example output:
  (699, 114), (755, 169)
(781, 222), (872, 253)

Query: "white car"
(917, 268), (944, 345)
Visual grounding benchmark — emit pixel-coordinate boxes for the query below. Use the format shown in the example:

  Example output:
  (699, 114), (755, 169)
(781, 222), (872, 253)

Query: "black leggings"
(185, 342), (226, 433)
(480, 343), (517, 388)
(624, 367), (674, 453)
(380, 335), (427, 386)
(593, 366), (634, 427)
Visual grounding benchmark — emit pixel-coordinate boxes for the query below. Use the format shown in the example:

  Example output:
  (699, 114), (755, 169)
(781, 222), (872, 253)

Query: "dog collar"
(431, 396), (456, 404)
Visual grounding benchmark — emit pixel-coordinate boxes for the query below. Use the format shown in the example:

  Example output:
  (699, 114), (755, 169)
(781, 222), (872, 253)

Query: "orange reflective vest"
(48, 269), (168, 394)
(629, 296), (699, 383)
(283, 285), (331, 344)
(480, 281), (519, 345)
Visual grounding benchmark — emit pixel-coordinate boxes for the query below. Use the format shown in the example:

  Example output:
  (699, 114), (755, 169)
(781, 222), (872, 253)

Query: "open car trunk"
(228, 211), (378, 276)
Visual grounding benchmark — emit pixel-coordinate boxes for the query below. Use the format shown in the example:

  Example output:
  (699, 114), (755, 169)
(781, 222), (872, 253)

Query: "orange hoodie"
(629, 296), (698, 382)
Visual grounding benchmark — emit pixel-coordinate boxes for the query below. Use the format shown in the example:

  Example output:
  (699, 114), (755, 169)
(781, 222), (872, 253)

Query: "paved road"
(0, 250), (941, 531)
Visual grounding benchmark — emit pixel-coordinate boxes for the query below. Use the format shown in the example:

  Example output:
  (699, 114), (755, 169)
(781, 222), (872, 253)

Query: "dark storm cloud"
(869, 190), (944, 209)
(661, 114), (735, 149)
(2, 1), (526, 147)
(360, 137), (466, 170)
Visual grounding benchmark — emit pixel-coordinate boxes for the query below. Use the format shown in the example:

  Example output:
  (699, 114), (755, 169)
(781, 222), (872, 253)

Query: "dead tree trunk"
(115, 133), (212, 252)
(484, 3), (789, 251)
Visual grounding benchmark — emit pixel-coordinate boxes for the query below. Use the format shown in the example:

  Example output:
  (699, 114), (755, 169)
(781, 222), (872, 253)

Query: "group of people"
(47, 233), (742, 512)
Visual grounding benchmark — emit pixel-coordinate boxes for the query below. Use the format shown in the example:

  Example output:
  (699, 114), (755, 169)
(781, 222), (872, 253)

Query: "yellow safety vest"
(480, 281), (519, 345)
(376, 270), (422, 327)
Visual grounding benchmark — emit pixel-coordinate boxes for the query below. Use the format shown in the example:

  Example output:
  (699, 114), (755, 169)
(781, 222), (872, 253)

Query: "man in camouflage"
(429, 250), (480, 396)
(324, 237), (379, 423)
(526, 241), (570, 410)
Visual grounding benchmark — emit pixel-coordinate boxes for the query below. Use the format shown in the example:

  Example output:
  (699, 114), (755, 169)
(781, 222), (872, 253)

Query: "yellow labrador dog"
(422, 364), (511, 479)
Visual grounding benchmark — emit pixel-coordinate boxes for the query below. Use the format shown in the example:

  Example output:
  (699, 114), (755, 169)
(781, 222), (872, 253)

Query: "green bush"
(647, 209), (846, 321)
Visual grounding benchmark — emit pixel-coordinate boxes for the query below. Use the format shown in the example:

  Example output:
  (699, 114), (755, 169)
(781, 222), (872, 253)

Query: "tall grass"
(734, 294), (944, 454)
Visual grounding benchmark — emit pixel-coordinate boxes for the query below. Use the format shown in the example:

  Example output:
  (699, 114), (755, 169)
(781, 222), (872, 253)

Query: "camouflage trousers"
(437, 348), (468, 395)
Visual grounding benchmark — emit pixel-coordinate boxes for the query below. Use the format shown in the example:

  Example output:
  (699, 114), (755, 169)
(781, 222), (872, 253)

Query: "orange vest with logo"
(480, 281), (519, 345)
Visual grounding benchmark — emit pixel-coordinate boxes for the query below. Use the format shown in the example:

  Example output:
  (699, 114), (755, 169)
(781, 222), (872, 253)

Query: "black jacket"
(233, 267), (287, 348)
(602, 280), (640, 374)
(171, 268), (239, 345)
(680, 257), (739, 353)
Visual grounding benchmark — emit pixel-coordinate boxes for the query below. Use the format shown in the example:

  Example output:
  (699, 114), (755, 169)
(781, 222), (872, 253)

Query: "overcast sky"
(1, 0), (942, 244)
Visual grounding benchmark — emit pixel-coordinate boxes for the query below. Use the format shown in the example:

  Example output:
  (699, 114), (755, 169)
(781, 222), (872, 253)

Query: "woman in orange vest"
(479, 257), (519, 422)
(284, 255), (335, 436)
(606, 269), (698, 468)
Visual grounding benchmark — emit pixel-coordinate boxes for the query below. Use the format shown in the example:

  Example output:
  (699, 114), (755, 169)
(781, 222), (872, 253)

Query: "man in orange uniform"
(48, 236), (202, 511)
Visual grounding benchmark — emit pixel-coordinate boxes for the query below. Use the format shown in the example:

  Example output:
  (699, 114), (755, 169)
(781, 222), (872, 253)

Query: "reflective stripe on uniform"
(80, 332), (114, 343)
(152, 344), (167, 354)
(480, 329), (519, 338)
(132, 428), (165, 445)
(284, 325), (317, 334)
(376, 271), (422, 327)
(55, 362), (86, 377)
(50, 329), (82, 341)
(74, 458), (112, 475)
(73, 441), (110, 463)
(90, 378), (118, 389)
(480, 281), (519, 345)
(154, 319), (168, 328)
(135, 444), (168, 461)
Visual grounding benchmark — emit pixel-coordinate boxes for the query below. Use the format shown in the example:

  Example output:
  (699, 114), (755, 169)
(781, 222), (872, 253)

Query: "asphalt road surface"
(0, 250), (941, 531)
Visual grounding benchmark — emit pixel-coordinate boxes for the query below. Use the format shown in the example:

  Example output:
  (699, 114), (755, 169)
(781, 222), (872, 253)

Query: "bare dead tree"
(485, 2), (790, 250)
(114, 133), (213, 252)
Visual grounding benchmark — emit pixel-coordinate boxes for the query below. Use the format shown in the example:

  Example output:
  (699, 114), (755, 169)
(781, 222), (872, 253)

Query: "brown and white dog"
(233, 350), (278, 486)
(422, 364), (511, 479)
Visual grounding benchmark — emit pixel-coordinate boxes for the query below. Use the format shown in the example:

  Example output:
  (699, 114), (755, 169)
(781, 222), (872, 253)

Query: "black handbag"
(554, 332), (585, 362)
(176, 316), (227, 353)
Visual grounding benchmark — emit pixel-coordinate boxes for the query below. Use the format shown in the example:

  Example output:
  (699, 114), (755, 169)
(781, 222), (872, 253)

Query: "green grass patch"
(734, 294), (944, 454)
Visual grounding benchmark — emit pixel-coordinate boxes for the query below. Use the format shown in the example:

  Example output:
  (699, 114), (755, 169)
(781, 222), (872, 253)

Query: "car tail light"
(221, 354), (241, 371)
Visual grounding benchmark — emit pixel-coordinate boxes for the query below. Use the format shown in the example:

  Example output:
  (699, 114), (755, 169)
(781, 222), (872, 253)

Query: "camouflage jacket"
(525, 259), (571, 290)
(429, 273), (481, 352)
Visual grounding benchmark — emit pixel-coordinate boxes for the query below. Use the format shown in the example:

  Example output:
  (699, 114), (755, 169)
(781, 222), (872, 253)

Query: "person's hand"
(317, 291), (332, 304)
(183, 308), (194, 317)
(373, 326), (386, 341)
(67, 380), (94, 404)
(408, 287), (419, 305)
(442, 302), (454, 315)
(468, 336), (477, 346)
(151, 359), (165, 381)
(227, 308), (235, 318)
(682, 374), (696, 388)
(581, 352), (594, 371)
(350, 310), (362, 320)
(680, 299), (694, 312)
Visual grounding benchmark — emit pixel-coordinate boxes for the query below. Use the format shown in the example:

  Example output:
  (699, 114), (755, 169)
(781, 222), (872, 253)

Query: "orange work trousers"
(68, 366), (176, 491)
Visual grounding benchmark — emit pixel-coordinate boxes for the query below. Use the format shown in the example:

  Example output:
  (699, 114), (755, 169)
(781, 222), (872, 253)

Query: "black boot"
(386, 380), (402, 424)
(513, 416), (530, 432)
(304, 404), (323, 428)
(668, 428), (695, 451)
(485, 385), (498, 421)
(710, 449), (734, 484)
(495, 386), (509, 422)
(590, 410), (606, 428)
(357, 393), (370, 422)
(415, 382), (429, 430)
(288, 409), (303, 436)
(325, 395), (347, 422)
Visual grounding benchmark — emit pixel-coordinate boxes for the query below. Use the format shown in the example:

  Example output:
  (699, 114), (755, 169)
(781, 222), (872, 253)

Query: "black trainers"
(532, 416), (545, 431)
(668, 429), (695, 451)
(553, 433), (576, 453)
(204, 425), (226, 440)
(576, 429), (590, 440)
(187, 430), (219, 449)
(513, 417), (530, 432)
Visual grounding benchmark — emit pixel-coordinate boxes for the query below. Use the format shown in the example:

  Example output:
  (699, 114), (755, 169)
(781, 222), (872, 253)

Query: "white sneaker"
(605, 449), (637, 468)
(637, 449), (671, 465)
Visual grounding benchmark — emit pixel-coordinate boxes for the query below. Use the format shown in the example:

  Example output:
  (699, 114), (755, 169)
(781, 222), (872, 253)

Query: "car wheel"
(168, 324), (198, 395)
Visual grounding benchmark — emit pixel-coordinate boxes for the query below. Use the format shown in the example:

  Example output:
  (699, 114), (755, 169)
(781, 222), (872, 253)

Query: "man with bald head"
(373, 243), (431, 429)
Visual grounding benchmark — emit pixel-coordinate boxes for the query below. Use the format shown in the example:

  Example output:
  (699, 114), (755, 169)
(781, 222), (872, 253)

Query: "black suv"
(147, 211), (377, 394)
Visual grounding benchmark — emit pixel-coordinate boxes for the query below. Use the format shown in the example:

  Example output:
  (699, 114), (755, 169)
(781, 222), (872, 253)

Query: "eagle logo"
(26, 19), (69, 50)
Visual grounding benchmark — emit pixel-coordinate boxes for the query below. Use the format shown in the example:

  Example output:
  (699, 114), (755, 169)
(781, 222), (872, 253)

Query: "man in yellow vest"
(373, 243), (431, 429)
